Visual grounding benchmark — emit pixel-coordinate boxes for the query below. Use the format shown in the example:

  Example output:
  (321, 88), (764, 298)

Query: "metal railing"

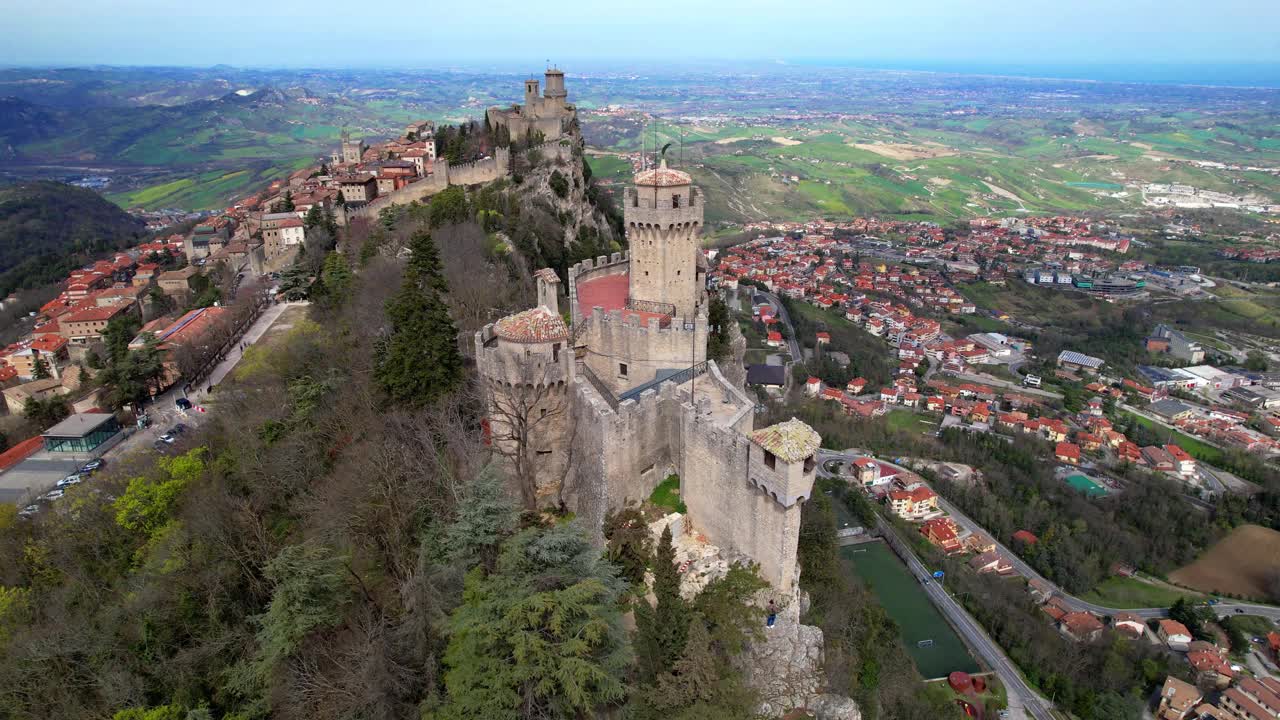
(618, 361), (707, 404)
(578, 363), (618, 410)
(624, 297), (676, 317)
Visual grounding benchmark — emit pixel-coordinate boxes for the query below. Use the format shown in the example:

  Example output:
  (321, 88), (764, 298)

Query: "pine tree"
(407, 230), (448, 293)
(31, 356), (50, 380)
(635, 525), (689, 683)
(374, 267), (463, 407)
(303, 204), (324, 230)
(319, 252), (352, 304)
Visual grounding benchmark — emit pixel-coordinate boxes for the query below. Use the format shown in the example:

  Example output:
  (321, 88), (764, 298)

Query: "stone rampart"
(580, 307), (706, 394)
(567, 251), (630, 321)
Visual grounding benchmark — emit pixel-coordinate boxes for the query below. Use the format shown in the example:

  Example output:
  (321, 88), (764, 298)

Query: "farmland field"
(1079, 576), (1200, 608)
(841, 541), (979, 679)
(1170, 524), (1280, 600)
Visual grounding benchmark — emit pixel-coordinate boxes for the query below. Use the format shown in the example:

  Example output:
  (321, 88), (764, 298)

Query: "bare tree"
(480, 357), (571, 511)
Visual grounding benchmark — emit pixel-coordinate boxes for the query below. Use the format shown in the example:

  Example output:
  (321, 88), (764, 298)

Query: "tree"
(31, 355), (50, 380)
(407, 230), (448, 294)
(373, 267), (464, 407)
(22, 395), (69, 431)
(428, 186), (470, 228)
(631, 617), (757, 720)
(1246, 350), (1269, 372)
(430, 523), (629, 719)
(635, 526), (689, 683)
(482, 356), (569, 511)
(102, 313), (143, 364)
(602, 506), (651, 586)
(317, 252), (353, 304)
(549, 170), (570, 199)
(335, 190), (346, 207)
(445, 466), (517, 572)
(274, 190), (295, 213)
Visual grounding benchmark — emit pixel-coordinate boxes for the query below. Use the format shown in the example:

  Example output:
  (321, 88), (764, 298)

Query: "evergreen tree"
(407, 230), (448, 293)
(335, 190), (346, 207)
(303, 204), (324, 230)
(31, 356), (50, 380)
(430, 524), (630, 720)
(635, 526), (689, 683)
(602, 506), (651, 586)
(632, 617), (757, 720)
(319, 252), (353, 304)
(374, 267), (463, 407)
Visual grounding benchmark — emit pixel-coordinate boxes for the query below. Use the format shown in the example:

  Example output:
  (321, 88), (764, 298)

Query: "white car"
(18, 505), (39, 517)
(42, 489), (65, 501)
(57, 474), (83, 487)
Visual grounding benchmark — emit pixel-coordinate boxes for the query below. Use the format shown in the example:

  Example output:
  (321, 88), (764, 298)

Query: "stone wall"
(565, 377), (686, 539)
(579, 307), (707, 394)
(342, 145), (512, 223)
(568, 252), (630, 321)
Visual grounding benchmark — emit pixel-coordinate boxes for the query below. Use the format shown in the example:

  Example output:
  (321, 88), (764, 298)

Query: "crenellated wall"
(568, 251), (630, 322)
(341, 146), (512, 223)
(580, 306), (706, 395)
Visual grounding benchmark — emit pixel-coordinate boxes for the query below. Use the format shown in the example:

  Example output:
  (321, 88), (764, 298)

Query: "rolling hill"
(0, 181), (145, 293)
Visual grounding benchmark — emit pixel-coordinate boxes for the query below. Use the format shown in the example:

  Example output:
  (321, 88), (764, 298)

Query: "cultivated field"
(1170, 525), (1280, 599)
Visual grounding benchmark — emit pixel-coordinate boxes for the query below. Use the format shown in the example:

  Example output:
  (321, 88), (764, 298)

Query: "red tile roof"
(493, 307), (569, 343)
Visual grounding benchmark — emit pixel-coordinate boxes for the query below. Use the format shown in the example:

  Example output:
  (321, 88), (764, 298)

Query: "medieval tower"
(624, 159), (704, 319)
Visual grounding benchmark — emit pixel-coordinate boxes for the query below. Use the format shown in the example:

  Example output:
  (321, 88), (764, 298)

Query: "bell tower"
(624, 158), (703, 319)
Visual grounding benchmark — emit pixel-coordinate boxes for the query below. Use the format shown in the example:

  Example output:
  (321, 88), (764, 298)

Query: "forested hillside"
(0, 181), (145, 293)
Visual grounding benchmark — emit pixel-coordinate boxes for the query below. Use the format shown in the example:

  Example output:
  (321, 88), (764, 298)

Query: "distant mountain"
(0, 181), (145, 294)
(0, 97), (63, 150)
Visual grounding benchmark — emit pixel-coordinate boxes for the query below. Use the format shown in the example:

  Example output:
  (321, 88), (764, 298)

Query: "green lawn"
(649, 474), (686, 514)
(1125, 412), (1225, 465)
(884, 409), (938, 433)
(1079, 576), (1201, 609)
(842, 542), (979, 679)
(1227, 615), (1277, 636)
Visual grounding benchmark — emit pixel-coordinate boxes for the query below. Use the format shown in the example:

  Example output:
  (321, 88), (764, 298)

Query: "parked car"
(18, 505), (39, 518)
(42, 489), (65, 501)
(172, 423), (188, 435)
(80, 458), (104, 473)
(57, 474), (83, 488)
(175, 397), (192, 411)
(159, 432), (177, 444)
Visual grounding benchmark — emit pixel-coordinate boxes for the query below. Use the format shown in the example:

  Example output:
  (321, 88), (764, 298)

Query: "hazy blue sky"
(3, 0), (1278, 69)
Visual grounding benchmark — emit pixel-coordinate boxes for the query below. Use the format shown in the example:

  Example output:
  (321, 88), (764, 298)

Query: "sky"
(2, 0), (1279, 75)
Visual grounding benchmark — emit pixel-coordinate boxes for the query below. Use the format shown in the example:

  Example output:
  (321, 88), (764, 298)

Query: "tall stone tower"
(340, 131), (364, 165)
(543, 67), (567, 113)
(624, 159), (703, 318)
(524, 78), (540, 107)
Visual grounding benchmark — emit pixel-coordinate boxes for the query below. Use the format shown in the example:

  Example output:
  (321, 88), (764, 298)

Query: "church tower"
(624, 159), (703, 319)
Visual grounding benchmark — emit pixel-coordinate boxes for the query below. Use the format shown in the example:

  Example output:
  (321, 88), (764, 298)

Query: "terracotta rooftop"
(493, 307), (568, 344)
(634, 159), (692, 187)
(752, 418), (821, 463)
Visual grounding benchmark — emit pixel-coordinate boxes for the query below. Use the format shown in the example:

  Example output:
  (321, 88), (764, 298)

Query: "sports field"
(1064, 473), (1106, 497)
(841, 542), (979, 679)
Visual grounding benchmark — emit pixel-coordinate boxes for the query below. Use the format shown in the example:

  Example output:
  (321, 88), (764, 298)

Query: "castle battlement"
(588, 306), (704, 332)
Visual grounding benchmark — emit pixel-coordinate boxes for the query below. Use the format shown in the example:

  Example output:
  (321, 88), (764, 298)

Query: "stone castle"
(474, 70), (857, 717)
(476, 155), (821, 593)
(486, 67), (577, 143)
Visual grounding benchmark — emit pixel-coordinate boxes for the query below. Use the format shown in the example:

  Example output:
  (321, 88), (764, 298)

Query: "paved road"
(823, 450), (1280, 623)
(759, 290), (803, 362)
(876, 516), (1051, 720)
(944, 370), (1064, 400)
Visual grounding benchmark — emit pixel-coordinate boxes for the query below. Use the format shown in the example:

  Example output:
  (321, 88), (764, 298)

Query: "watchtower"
(544, 67), (568, 113)
(524, 78), (540, 108)
(624, 159), (703, 318)
(475, 270), (574, 507)
(744, 417), (821, 590)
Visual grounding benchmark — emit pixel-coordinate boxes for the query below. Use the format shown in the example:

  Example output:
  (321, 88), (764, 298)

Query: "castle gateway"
(477, 151), (820, 592)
